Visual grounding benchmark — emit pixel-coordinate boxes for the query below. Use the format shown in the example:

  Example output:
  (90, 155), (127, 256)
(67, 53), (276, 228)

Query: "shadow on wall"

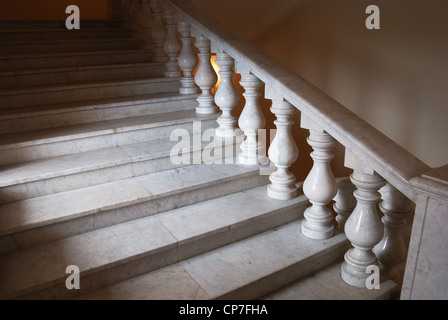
(0, 0), (109, 20)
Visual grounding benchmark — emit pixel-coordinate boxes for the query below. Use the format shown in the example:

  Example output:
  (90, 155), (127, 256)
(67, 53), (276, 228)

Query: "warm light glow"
(210, 54), (221, 94)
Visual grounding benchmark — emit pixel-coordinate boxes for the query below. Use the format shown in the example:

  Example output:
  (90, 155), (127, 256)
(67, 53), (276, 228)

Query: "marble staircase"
(0, 17), (395, 300)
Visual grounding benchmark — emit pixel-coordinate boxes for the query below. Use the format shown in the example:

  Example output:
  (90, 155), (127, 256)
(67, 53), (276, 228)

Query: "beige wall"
(195, 0), (448, 169)
(0, 0), (108, 20)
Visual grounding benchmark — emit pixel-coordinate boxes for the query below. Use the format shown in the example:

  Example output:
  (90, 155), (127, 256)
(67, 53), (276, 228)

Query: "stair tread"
(0, 161), (261, 236)
(76, 220), (345, 300)
(0, 37), (139, 46)
(0, 184), (305, 299)
(0, 27), (132, 33)
(0, 92), (198, 120)
(0, 109), (214, 149)
(0, 130), (230, 187)
(0, 61), (164, 77)
(262, 260), (397, 300)
(0, 76), (179, 97)
(0, 49), (148, 60)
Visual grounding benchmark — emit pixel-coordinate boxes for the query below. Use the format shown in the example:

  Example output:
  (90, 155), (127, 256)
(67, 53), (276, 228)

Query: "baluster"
(150, 0), (167, 62)
(163, 9), (182, 77)
(214, 50), (240, 137)
(193, 34), (218, 114)
(300, 114), (338, 239)
(236, 64), (268, 165)
(373, 183), (412, 282)
(333, 177), (357, 231)
(341, 151), (386, 288)
(177, 22), (199, 94)
(265, 86), (298, 200)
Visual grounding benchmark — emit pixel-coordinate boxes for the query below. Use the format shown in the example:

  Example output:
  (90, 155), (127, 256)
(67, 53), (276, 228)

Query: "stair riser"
(1, 172), (268, 254)
(219, 240), (348, 300)
(0, 118), (217, 166)
(0, 40), (141, 55)
(13, 196), (305, 300)
(0, 79), (181, 109)
(0, 20), (125, 29)
(0, 52), (152, 71)
(0, 30), (134, 41)
(0, 97), (198, 135)
(0, 64), (166, 89)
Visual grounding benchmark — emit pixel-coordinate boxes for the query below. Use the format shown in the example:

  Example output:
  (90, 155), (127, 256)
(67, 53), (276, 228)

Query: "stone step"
(0, 126), (240, 203)
(261, 260), (397, 300)
(0, 158), (262, 254)
(0, 38), (142, 55)
(0, 184), (306, 300)
(75, 219), (346, 300)
(0, 93), (198, 135)
(0, 109), (217, 166)
(0, 49), (152, 71)
(0, 62), (166, 89)
(0, 77), (181, 109)
(0, 28), (134, 41)
(0, 19), (125, 29)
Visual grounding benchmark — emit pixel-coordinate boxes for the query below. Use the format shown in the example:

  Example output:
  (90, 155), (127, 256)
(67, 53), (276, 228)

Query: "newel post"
(401, 165), (448, 300)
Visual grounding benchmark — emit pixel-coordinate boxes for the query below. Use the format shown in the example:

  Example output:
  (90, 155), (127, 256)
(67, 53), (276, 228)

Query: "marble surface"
(0, 110), (217, 165)
(0, 49), (151, 72)
(74, 218), (347, 300)
(263, 261), (396, 300)
(0, 160), (266, 252)
(0, 62), (165, 89)
(0, 185), (307, 299)
(77, 263), (211, 300)
(0, 93), (199, 135)
(402, 165), (448, 299)
(0, 77), (181, 109)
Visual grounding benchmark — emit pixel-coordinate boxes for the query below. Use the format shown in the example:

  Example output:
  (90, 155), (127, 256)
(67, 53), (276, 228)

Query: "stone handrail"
(163, 0), (430, 203)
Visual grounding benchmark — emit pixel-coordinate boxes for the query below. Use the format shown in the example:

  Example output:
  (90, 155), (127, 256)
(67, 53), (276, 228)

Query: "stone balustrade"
(134, 0), (446, 295)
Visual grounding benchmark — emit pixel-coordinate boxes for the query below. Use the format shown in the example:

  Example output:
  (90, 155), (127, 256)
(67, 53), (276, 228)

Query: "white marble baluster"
(194, 34), (218, 114)
(177, 21), (199, 94)
(333, 177), (357, 231)
(341, 151), (386, 288)
(236, 65), (268, 165)
(373, 183), (413, 282)
(265, 86), (298, 200)
(300, 114), (338, 239)
(150, 0), (167, 62)
(214, 50), (240, 137)
(163, 9), (182, 77)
